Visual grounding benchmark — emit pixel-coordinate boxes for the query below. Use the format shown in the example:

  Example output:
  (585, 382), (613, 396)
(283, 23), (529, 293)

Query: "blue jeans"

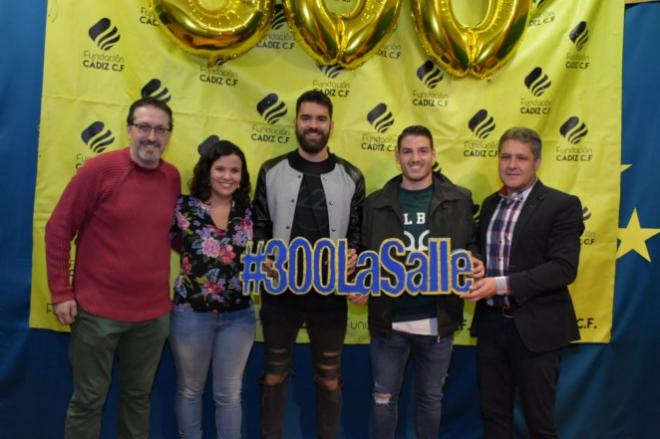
(170, 305), (256, 439)
(370, 331), (453, 439)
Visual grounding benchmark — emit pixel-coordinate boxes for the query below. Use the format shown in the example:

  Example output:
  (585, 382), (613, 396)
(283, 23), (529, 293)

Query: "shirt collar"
(498, 179), (537, 204)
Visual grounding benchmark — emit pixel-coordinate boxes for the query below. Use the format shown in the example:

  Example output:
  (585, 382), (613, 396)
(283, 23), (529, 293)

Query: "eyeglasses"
(131, 123), (171, 136)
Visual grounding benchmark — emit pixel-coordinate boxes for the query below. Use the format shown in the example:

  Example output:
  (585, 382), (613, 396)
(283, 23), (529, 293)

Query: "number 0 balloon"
(411, 0), (532, 78)
(282, 0), (402, 69)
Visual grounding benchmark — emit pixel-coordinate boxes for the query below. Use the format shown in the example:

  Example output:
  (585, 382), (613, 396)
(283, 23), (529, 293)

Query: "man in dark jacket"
(462, 127), (584, 438)
(356, 125), (483, 439)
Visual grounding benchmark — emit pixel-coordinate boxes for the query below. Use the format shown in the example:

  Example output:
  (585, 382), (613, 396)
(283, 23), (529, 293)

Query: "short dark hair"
(397, 125), (434, 151)
(498, 127), (542, 160)
(126, 97), (173, 130)
(189, 139), (251, 210)
(296, 89), (333, 118)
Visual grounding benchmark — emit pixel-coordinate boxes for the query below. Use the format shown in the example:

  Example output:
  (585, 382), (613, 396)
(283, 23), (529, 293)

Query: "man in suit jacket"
(462, 126), (584, 438)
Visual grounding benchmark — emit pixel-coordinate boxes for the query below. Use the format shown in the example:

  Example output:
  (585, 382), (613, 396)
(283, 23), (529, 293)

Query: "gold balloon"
(282, 0), (402, 69)
(151, 0), (274, 64)
(411, 0), (532, 78)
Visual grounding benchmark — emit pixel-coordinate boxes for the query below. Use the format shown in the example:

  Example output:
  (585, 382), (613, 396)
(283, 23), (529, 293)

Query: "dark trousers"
(259, 298), (347, 439)
(65, 309), (169, 439)
(476, 307), (561, 439)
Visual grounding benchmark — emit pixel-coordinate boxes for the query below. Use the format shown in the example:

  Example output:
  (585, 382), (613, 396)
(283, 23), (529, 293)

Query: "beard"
(296, 128), (329, 154)
(135, 140), (163, 163)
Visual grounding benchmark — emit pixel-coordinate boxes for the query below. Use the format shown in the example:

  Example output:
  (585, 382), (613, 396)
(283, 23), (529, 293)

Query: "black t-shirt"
(289, 151), (331, 242)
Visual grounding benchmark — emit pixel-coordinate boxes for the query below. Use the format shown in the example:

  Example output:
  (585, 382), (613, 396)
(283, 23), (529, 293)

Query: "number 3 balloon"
(151, 0), (274, 64)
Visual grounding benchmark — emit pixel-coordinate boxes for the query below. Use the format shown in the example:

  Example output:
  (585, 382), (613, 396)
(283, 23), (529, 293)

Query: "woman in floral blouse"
(169, 139), (255, 439)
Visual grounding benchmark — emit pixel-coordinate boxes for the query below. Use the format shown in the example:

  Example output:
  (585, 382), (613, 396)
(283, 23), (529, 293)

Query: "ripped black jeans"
(260, 296), (347, 439)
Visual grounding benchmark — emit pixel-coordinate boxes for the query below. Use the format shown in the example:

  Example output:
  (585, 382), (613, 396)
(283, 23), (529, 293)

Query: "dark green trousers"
(64, 308), (169, 439)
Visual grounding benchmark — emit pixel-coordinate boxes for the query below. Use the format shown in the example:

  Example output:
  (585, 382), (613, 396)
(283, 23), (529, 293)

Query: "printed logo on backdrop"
(469, 110), (496, 139)
(570, 22), (589, 50)
(251, 93), (291, 145)
(89, 18), (120, 50)
(77, 121), (115, 169)
(417, 61), (444, 89)
(272, 5), (287, 30)
(581, 206), (596, 246)
(362, 103), (397, 153)
(577, 202), (600, 334)
(560, 116), (588, 144)
(528, 0), (555, 27)
(463, 109), (497, 158)
(83, 18), (125, 72)
(257, 5), (295, 50)
(318, 65), (344, 79)
(367, 104), (395, 133)
(141, 79), (171, 102)
(377, 41), (402, 60)
(577, 315), (598, 330)
(412, 60), (449, 108)
(257, 93), (287, 124)
(555, 116), (592, 162)
(81, 121), (114, 153)
(138, 6), (159, 26)
(520, 67), (552, 115)
(525, 67), (551, 96)
(198, 134), (221, 155)
(199, 62), (239, 87)
(313, 65), (351, 98)
(566, 21), (590, 70)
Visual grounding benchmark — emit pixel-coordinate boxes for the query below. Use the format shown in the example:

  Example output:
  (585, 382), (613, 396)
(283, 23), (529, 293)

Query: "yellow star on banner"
(621, 163), (631, 172)
(617, 209), (660, 262)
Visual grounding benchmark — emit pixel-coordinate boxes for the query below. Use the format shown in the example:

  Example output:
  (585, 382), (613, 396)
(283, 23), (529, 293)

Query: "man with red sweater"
(45, 97), (180, 439)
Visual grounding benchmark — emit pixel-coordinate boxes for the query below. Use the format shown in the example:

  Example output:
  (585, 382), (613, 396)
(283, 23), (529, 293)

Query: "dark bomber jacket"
(360, 172), (480, 339)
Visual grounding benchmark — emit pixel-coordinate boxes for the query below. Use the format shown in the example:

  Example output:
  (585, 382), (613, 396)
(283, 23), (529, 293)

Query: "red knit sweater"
(45, 148), (181, 321)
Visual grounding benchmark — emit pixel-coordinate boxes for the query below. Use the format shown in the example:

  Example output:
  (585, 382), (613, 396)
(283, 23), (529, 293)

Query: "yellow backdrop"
(31, 0), (622, 344)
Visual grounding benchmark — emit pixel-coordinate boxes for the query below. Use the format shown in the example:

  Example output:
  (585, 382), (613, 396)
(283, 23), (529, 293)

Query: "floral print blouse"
(171, 195), (253, 312)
